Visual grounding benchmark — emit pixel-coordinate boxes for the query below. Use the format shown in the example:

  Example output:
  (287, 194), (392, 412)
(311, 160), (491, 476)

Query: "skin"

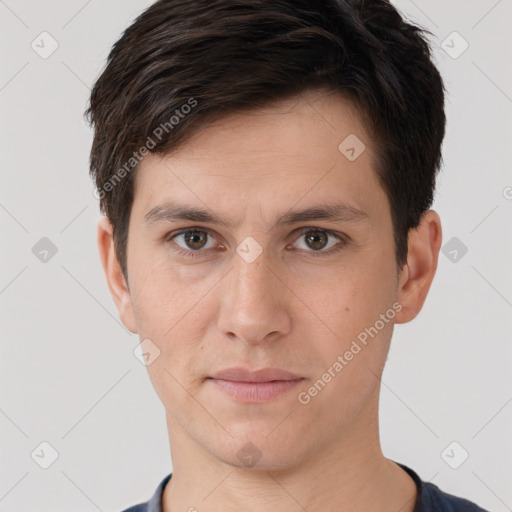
(97, 88), (442, 511)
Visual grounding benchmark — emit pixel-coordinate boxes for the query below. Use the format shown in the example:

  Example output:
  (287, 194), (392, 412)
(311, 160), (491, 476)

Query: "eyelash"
(165, 227), (349, 259)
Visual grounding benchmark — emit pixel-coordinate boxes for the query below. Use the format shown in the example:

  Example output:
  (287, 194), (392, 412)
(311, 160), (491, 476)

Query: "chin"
(208, 431), (310, 473)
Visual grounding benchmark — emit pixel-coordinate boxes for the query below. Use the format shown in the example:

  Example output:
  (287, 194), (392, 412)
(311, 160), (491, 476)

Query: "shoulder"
(395, 462), (489, 512)
(421, 481), (489, 512)
(117, 473), (172, 512)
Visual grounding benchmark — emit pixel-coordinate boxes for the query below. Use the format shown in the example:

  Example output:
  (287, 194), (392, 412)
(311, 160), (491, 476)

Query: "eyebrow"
(143, 201), (369, 230)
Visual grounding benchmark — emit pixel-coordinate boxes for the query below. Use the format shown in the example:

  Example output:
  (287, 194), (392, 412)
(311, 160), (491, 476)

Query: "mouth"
(206, 367), (305, 403)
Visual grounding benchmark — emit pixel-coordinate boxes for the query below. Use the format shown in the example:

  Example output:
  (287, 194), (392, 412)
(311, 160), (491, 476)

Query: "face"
(100, 89), (438, 471)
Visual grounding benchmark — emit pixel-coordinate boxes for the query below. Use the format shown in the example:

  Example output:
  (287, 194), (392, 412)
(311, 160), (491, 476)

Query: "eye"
(167, 229), (218, 257)
(291, 228), (347, 256)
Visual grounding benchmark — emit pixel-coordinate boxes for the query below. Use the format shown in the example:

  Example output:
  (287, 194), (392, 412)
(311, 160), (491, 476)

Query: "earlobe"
(96, 216), (138, 333)
(395, 210), (442, 324)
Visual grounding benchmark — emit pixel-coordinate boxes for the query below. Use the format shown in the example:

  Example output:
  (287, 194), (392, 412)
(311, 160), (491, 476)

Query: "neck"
(162, 392), (417, 512)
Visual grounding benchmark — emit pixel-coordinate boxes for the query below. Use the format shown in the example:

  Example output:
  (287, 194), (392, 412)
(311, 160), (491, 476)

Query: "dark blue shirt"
(120, 462), (489, 512)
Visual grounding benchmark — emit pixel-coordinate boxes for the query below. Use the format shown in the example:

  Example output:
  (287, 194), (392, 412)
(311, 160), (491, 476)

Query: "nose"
(217, 253), (292, 345)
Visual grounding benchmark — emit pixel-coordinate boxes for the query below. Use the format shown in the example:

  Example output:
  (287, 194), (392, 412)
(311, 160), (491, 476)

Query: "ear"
(96, 216), (138, 333)
(395, 209), (442, 324)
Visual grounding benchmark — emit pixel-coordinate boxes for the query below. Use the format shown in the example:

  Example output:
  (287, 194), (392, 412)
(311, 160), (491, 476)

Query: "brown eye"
(291, 228), (347, 256)
(182, 230), (209, 250)
(170, 229), (216, 254)
(304, 230), (329, 251)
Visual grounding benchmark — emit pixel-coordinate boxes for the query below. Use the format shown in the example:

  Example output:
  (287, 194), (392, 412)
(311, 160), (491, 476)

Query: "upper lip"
(209, 367), (303, 382)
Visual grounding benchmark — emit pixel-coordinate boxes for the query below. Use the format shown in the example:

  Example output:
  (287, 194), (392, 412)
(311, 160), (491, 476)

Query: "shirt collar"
(394, 461), (425, 512)
(144, 462), (423, 512)
(146, 473), (172, 512)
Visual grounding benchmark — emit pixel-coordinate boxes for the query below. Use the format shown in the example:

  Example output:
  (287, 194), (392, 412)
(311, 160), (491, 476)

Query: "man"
(85, 0), (488, 510)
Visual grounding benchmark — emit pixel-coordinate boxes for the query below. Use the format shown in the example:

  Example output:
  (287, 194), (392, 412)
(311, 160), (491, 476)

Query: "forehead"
(164, 89), (369, 162)
(131, 90), (386, 224)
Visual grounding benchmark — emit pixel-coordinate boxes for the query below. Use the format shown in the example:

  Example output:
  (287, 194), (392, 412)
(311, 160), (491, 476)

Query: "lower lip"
(208, 378), (304, 403)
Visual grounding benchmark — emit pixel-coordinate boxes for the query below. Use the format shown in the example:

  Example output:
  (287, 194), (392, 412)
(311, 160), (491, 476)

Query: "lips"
(208, 367), (303, 383)
(207, 367), (305, 402)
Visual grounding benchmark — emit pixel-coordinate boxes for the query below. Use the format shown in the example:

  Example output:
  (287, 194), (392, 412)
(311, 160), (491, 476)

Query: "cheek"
(129, 252), (211, 336)
(307, 262), (393, 335)
(128, 268), (212, 396)
(296, 301), (395, 427)
(301, 262), (397, 385)
(130, 267), (209, 406)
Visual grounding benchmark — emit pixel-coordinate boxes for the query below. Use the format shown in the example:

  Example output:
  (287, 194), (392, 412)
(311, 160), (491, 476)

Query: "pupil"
(306, 231), (327, 250)
(186, 231), (206, 249)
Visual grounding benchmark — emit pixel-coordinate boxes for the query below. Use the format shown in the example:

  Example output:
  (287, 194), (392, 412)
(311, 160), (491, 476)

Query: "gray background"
(1, 0), (511, 510)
